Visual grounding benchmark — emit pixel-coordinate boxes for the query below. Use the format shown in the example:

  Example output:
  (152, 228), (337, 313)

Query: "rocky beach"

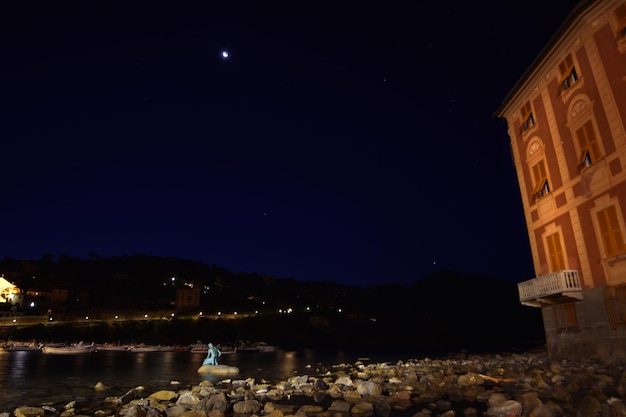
(3, 349), (626, 417)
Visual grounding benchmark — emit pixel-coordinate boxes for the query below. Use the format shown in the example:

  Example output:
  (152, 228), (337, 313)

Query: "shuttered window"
(558, 54), (578, 92)
(596, 205), (626, 258)
(531, 159), (549, 199)
(520, 101), (535, 132)
(575, 120), (601, 168)
(546, 232), (566, 271)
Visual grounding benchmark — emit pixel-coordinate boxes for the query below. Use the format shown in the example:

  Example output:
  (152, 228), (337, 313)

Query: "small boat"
(127, 344), (162, 352)
(187, 341), (206, 353)
(188, 343), (236, 354)
(256, 342), (277, 353)
(236, 341), (277, 353)
(42, 343), (95, 354)
(126, 344), (178, 352)
(3, 341), (43, 352)
(96, 343), (132, 351)
(236, 341), (261, 353)
(156, 345), (177, 352)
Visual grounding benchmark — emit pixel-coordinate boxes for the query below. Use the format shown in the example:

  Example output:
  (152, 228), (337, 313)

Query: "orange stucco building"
(496, 0), (626, 361)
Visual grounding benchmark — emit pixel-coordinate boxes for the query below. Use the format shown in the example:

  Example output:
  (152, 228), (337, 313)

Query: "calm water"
(0, 348), (403, 413)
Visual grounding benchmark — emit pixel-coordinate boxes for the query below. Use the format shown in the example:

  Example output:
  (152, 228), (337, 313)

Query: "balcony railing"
(517, 270), (583, 307)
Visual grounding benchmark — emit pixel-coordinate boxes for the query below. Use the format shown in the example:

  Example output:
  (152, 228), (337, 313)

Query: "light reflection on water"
(0, 348), (364, 413)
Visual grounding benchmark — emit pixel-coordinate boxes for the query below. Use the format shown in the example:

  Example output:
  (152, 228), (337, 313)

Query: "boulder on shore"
(197, 364), (239, 375)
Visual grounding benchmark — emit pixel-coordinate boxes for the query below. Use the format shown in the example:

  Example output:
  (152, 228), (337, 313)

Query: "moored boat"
(96, 343), (132, 351)
(236, 341), (277, 353)
(256, 342), (277, 353)
(127, 344), (179, 352)
(2, 341), (43, 352)
(42, 343), (95, 354)
(188, 342), (236, 354)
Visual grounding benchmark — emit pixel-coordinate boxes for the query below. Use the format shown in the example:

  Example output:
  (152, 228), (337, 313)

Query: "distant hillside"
(0, 256), (545, 353)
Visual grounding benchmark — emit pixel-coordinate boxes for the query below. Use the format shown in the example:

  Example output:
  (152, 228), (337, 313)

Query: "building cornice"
(494, 0), (598, 119)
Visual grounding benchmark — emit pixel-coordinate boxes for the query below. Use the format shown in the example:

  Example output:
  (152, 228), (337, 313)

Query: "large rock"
(14, 407), (45, 417)
(485, 400), (522, 417)
(197, 365), (239, 375)
(232, 400), (261, 414)
(149, 391), (178, 401)
(355, 380), (382, 397)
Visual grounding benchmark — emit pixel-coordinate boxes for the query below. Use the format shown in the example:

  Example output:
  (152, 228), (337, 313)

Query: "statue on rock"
(203, 343), (221, 366)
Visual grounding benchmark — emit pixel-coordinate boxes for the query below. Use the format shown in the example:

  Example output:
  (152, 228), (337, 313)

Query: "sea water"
(0, 348), (393, 413)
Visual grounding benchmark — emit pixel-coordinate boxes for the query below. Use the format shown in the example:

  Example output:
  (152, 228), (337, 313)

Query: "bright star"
(221, 50), (229, 59)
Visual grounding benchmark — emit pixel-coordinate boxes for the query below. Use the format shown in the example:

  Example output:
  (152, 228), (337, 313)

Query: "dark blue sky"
(1, 1), (581, 286)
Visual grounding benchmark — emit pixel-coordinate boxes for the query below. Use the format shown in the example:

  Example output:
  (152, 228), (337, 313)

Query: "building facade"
(0, 275), (22, 305)
(175, 287), (201, 310)
(496, 0), (626, 361)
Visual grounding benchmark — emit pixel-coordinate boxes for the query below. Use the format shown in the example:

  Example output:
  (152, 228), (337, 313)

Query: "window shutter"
(607, 205), (626, 254)
(576, 121), (600, 164)
(547, 232), (565, 271)
(597, 206), (626, 257)
(559, 54), (574, 78)
(597, 209), (613, 255)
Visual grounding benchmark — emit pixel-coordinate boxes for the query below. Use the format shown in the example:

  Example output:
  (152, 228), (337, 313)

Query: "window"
(553, 302), (578, 333)
(596, 205), (626, 258)
(546, 232), (566, 271)
(558, 54), (579, 93)
(604, 284), (626, 328)
(531, 159), (550, 199)
(575, 120), (601, 168)
(520, 101), (535, 133)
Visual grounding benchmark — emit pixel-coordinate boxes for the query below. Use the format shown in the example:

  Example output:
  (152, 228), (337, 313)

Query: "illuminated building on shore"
(0, 274), (23, 305)
(496, 0), (626, 361)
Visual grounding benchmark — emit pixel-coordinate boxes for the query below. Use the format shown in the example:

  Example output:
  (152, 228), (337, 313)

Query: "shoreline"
(3, 349), (625, 417)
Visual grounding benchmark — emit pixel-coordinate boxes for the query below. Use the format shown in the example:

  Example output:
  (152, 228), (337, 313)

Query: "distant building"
(26, 287), (69, 303)
(49, 288), (69, 303)
(175, 287), (201, 309)
(496, 0), (626, 361)
(0, 275), (23, 305)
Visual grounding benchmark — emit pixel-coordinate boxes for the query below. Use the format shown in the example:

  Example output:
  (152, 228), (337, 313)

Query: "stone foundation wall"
(543, 286), (626, 362)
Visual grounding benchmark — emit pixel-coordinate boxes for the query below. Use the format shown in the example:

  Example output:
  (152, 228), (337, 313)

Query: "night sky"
(1, 1), (581, 287)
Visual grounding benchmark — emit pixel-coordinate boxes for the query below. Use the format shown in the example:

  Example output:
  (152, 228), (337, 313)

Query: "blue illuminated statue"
(202, 343), (221, 366)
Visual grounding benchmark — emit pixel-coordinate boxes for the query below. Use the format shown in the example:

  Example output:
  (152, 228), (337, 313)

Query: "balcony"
(517, 270), (583, 307)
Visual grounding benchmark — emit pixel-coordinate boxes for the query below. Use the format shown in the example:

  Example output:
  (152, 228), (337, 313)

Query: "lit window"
(558, 54), (579, 93)
(596, 205), (626, 258)
(531, 159), (550, 200)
